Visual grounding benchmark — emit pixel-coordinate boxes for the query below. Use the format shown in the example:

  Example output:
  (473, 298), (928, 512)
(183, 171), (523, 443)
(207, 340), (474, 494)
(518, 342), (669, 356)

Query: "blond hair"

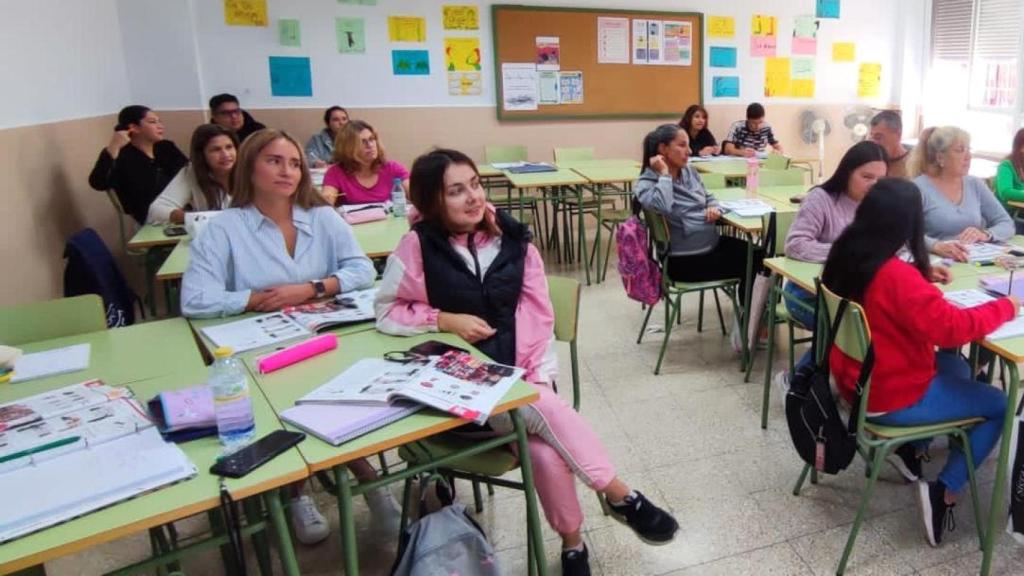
(332, 119), (387, 173)
(229, 129), (325, 209)
(907, 125), (970, 178)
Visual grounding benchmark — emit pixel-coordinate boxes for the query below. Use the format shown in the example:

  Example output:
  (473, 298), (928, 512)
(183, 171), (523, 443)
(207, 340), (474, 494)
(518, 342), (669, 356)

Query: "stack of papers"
(719, 199), (774, 218)
(944, 289), (1024, 341)
(966, 243), (1007, 264)
(10, 344), (90, 384)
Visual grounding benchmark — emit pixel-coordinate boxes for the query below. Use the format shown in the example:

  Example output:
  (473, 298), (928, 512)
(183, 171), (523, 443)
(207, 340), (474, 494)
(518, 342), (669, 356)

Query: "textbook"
(200, 288), (377, 353)
(0, 379), (128, 432)
(296, 351), (524, 425)
(280, 402), (422, 445)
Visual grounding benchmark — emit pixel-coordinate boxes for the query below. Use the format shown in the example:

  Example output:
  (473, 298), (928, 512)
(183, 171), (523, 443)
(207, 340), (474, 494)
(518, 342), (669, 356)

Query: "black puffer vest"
(414, 211), (530, 365)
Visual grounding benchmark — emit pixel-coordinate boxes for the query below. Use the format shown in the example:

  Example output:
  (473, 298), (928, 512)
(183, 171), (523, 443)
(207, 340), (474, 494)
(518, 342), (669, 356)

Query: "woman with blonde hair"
(321, 119), (409, 206)
(909, 126), (1014, 262)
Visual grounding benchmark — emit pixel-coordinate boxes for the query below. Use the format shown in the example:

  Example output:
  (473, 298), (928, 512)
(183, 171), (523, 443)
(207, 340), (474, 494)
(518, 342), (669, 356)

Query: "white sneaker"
(364, 486), (402, 536)
(289, 495), (330, 545)
(774, 370), (791, 410)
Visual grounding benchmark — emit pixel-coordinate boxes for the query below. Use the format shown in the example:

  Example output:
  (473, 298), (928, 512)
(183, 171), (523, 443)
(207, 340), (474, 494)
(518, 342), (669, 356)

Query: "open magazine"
(200, 288), (377, 353)
(944, 289), (1024, 340)
(297, 351), (524, 425)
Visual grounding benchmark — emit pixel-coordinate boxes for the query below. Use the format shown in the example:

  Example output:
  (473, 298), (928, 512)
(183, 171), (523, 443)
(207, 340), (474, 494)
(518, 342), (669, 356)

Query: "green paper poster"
(336, 18), (366, 54)
(792, 57), (815, 80)
(279, 19), (300, 47)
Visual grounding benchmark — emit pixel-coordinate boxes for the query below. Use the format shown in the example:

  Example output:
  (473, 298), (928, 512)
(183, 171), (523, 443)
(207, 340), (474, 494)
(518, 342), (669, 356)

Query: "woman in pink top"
(375, 148), (678, 576)
(321, 119), (409, 206)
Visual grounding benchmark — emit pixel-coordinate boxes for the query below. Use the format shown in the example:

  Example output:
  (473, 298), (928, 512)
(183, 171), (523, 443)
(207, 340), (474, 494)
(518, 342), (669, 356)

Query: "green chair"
(0, 295), (107, 345)
(637, 209), (741, 375)
(700, 172), (728, 190)
(793, 283), (984, 576)
(758, 169), (806, 187)
(763, 153), (790, 170)
(553, 147), (595, 163)
(396, 275), (585, 518)
(485, 145), (528, 164)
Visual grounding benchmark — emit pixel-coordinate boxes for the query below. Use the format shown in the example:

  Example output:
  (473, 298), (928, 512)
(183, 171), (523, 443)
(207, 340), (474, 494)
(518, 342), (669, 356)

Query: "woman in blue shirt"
(181, 128), (386, 544)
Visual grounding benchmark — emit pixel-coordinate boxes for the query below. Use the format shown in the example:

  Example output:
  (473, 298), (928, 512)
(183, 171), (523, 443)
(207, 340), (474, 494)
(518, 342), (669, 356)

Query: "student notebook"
(719, 199), (774, 218)
(280, 402), (422, 445)
(504, 162), (557, 174)
(10, 343), (91, 383)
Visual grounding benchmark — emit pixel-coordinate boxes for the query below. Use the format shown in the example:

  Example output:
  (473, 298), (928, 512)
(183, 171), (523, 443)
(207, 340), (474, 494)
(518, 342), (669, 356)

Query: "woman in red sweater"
(821, 178), (1016, 548)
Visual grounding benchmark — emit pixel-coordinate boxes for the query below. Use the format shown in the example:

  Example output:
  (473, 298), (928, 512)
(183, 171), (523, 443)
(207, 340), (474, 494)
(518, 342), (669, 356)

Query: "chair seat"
(667, 278), (740, 293)
(864, 417), (983, 439)
(599, 209), (632, 223)
(398, 434), (519, 477)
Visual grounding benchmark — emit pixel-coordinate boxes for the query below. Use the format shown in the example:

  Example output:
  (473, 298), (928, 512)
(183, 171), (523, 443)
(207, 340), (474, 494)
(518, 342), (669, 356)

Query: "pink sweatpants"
(490, 382), (617, 534)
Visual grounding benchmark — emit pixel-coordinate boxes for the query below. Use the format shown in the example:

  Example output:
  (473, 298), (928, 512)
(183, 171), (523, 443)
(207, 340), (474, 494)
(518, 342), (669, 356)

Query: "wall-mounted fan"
(843, 106), (875, 142)
(800, 110), (831, 183)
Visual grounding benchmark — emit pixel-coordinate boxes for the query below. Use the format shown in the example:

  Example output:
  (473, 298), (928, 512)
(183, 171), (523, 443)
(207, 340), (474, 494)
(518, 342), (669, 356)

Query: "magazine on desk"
(200, 288), (377, 353)
(944, 289), (1024, 340)
(296, 351), (524, 425)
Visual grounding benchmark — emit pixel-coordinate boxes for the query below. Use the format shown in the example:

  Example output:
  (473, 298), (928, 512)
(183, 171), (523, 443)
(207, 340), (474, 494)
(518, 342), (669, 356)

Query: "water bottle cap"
(213, 346), (234, 359)
(393, 178), (402, 184)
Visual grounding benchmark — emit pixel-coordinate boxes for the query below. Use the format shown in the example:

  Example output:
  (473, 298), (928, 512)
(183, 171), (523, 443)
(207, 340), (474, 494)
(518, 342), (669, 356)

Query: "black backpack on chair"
(785, 280), (874, 475)
(63, 228), (143, 328)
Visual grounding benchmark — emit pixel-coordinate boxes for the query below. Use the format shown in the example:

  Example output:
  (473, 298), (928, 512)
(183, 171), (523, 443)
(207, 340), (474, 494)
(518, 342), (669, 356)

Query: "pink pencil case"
(257, 334), (338, 374)
(342, 208), (388, 225)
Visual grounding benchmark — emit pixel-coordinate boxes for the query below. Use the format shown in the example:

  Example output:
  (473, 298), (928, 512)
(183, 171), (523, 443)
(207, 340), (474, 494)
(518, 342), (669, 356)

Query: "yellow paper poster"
(792, 79), (815, 98)
(752, 14), (777, 37)
(224, 0), (267, 27)
(708, 16), (735, 38)
(443, 5), (479, 30)
(444, 37), (481, 71)
(832, 42), (856, 62)
(858, 63), (882, 98)
(388, 16), (427, 42)
(764, 57), (791, 97)
(448, 72), (482, 96)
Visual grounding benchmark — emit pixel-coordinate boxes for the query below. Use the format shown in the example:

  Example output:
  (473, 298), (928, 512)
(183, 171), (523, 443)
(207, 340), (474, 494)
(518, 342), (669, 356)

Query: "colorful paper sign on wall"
(268, 56), (312, 97)
(597, 17), (630, 64)
(536, 37), (561, 70)
(752, 15), (777, 37)
(278, 19), (300, 47)
(710, 46), (737, 68)
(392, 50), (430, 75)
(712, 76), (740, 98)
(448, 72), (482, 95)
(832, 42), (855, 62)
(708, 16), (735, 39)
(792, 58), (815, 80)
(538, 70), (560, 104)
(858, 63), (881, 98)
(816, 0), (840, 19)
(336, 18), (366, 54)
(663, 21), (693, 66)
(764, 57), (791, 97)
(792, 37), (816, 55)
(388, 16), (426, 42)
(225, 0), (267, 27)
(792, 16), (818, 55)
(442, 5), (479, 30)
(792, 79), (815, 98)
(632, 19), (649, 63)
(559, 71), (584, 104)
(444, 37), (481, 71)
(751, 35), (777, 57)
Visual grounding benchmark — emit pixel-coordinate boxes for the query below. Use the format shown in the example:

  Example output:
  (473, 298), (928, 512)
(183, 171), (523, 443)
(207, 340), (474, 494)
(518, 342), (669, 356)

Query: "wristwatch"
(310, 279), (326, 299)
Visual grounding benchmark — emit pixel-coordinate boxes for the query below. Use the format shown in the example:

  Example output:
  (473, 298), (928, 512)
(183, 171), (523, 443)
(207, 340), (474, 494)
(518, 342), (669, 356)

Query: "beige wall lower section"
(1, 103), (870, 307)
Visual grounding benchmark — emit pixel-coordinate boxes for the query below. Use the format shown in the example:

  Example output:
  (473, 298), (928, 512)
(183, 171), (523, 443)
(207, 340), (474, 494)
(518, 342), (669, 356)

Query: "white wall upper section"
(0, 0), (131, 129)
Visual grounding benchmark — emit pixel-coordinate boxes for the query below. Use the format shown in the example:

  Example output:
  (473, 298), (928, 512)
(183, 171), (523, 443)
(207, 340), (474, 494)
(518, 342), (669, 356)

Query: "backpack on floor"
(616, 216), (661, 306)
(63, 228), (141, 328)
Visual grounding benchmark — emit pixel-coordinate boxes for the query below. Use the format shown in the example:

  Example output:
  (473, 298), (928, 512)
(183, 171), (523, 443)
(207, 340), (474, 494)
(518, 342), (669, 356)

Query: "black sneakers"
(606, 491), (679, 545)
(561, 544), (591, 576)
(917, 480), (956, 547)
(886, 444), (923, 483)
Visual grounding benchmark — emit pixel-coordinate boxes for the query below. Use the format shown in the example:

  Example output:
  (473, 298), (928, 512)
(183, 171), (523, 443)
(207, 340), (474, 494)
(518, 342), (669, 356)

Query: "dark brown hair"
(1009, 128), (1024, 181)
(409, 148), (500, 236)
(189, 124), (238, 211)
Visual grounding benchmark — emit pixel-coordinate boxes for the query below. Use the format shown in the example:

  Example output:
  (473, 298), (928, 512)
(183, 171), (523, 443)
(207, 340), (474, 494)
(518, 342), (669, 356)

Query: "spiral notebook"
(280, 403), (422, 446)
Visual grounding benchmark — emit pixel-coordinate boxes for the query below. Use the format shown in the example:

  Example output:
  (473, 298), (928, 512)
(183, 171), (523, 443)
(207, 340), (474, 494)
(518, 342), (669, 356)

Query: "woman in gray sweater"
(910, 126), (1014, 262)
(634, 123), (762, 296)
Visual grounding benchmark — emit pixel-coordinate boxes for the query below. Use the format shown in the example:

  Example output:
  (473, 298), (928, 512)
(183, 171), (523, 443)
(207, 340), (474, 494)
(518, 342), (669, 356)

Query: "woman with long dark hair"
(147, 124), (237, 224)
(305, 105), (349, 168)
(678, 104), (719, 156)
(994, 128), (1024, 217)
(822, 178), (1015, 548)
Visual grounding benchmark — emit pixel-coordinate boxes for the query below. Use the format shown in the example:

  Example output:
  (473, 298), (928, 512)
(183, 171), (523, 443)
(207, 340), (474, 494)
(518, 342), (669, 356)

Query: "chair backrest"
(758, 169), (806, 187)
(553, 147), (594, 163)
(0, 295), (107, 346)
(484, 145), (527, 164)
(641, 208), (671, 251)
(819, 282), (873, 427)
(106, 190), (139, 255)
(700, 172), (727, 189)
(761, 209), (797, 257)
(547, 275), (582, 410)
(763, 153), (790, 170)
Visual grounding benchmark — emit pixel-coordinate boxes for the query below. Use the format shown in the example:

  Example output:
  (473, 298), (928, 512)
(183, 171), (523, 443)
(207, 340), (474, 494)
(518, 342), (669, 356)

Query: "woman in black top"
(678, 104), (720, 157)
(88, 105), (188, 224)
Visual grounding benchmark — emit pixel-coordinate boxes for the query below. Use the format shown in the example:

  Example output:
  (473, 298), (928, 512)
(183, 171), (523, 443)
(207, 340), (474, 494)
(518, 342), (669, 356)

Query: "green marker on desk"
(0, 435), (81, 465)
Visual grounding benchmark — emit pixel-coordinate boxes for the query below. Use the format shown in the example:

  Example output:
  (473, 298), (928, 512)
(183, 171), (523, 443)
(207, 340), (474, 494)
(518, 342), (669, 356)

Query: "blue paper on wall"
(816, 0), (840, 19)
(709, 46), (737, 68)
(712, 76), (740, 98)
(392, 50), (430, 75)
(268, 56), (312, 97)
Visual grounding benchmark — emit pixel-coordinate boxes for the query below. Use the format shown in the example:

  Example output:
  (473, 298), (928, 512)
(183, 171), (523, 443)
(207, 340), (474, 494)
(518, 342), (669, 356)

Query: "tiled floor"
(45, 256), (1024, 575)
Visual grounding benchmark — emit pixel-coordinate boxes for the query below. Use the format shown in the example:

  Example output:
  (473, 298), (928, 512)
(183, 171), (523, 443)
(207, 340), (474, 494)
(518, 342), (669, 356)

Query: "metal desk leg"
(512, 408), (548, 575)
(981, 359), (1019, 576)
(594, 191), (604, 285)
(739, 233), (754, 372)
(760, 276), (781, 429)
(335, 465), (359, 575)
(265, 489), (301, 576)
(575, 185), (591, 286)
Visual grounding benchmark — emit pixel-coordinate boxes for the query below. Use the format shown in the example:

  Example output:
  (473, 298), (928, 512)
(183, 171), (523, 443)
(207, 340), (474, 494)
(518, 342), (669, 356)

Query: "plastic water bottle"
(745, 156), (760, 197)
(209, 347), (255, 453)
(390, 178), (407, 217)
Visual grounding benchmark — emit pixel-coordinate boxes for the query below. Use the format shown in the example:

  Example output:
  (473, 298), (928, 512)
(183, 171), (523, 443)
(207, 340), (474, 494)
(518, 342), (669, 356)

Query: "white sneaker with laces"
(774, 370), (791, 410)
(365, 486), (402, 536)
(289, 495), (330, 545)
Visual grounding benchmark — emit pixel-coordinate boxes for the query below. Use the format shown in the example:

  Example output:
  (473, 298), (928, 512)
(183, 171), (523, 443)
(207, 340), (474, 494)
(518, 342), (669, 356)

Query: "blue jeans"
(868, 352), (1007, 492)
(783, 282), (816, 372)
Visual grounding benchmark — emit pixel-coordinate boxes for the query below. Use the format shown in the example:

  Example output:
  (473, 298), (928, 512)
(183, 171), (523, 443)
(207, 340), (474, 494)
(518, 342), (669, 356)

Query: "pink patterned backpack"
(616, 216), (662, 306)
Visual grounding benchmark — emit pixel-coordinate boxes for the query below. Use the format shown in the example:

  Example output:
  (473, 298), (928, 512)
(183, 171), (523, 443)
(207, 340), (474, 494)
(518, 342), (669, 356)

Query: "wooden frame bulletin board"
(492, 5), (703, 121)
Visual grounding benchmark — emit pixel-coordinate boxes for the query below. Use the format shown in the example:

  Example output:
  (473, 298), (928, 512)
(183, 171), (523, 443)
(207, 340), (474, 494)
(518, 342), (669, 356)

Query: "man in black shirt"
(209, 93), (266, 143)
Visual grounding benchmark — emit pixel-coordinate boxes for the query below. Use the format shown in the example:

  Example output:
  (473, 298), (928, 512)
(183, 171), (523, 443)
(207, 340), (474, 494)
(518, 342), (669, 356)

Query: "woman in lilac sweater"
(783, 141), (889, 328)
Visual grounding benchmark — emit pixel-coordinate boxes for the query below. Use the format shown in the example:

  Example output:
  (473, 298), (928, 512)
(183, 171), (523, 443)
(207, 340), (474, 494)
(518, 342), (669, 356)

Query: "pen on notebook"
(0, 435), (81, 465)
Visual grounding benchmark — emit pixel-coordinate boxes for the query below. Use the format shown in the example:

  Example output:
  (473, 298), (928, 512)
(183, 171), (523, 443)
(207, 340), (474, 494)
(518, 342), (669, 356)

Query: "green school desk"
(692, 158), (758, 180)
(351, 216), (410, 259)
(126, 224), (186, 251)
(247, 330), (546, 575)
(0, 321), (307, 576)
(569, 163), (641, 282)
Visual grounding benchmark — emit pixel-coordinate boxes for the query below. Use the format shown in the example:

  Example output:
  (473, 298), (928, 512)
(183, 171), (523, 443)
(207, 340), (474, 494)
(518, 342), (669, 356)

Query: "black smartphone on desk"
(164, 225), (187, 237)
(209, 430), (306, 478)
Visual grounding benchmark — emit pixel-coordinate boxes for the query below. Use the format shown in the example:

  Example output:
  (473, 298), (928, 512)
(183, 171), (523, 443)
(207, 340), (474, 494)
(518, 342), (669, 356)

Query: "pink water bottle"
(745, 157), (759, 197)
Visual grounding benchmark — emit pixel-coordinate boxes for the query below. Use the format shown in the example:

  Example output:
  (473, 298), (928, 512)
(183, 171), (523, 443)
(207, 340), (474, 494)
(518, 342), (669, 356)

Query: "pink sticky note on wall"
(750, 35), (777, 57)
(792, 37), (817, 56)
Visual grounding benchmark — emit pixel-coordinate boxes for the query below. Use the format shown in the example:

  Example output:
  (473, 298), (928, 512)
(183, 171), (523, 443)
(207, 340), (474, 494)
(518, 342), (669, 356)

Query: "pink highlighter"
(257, 334), (338, 374)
